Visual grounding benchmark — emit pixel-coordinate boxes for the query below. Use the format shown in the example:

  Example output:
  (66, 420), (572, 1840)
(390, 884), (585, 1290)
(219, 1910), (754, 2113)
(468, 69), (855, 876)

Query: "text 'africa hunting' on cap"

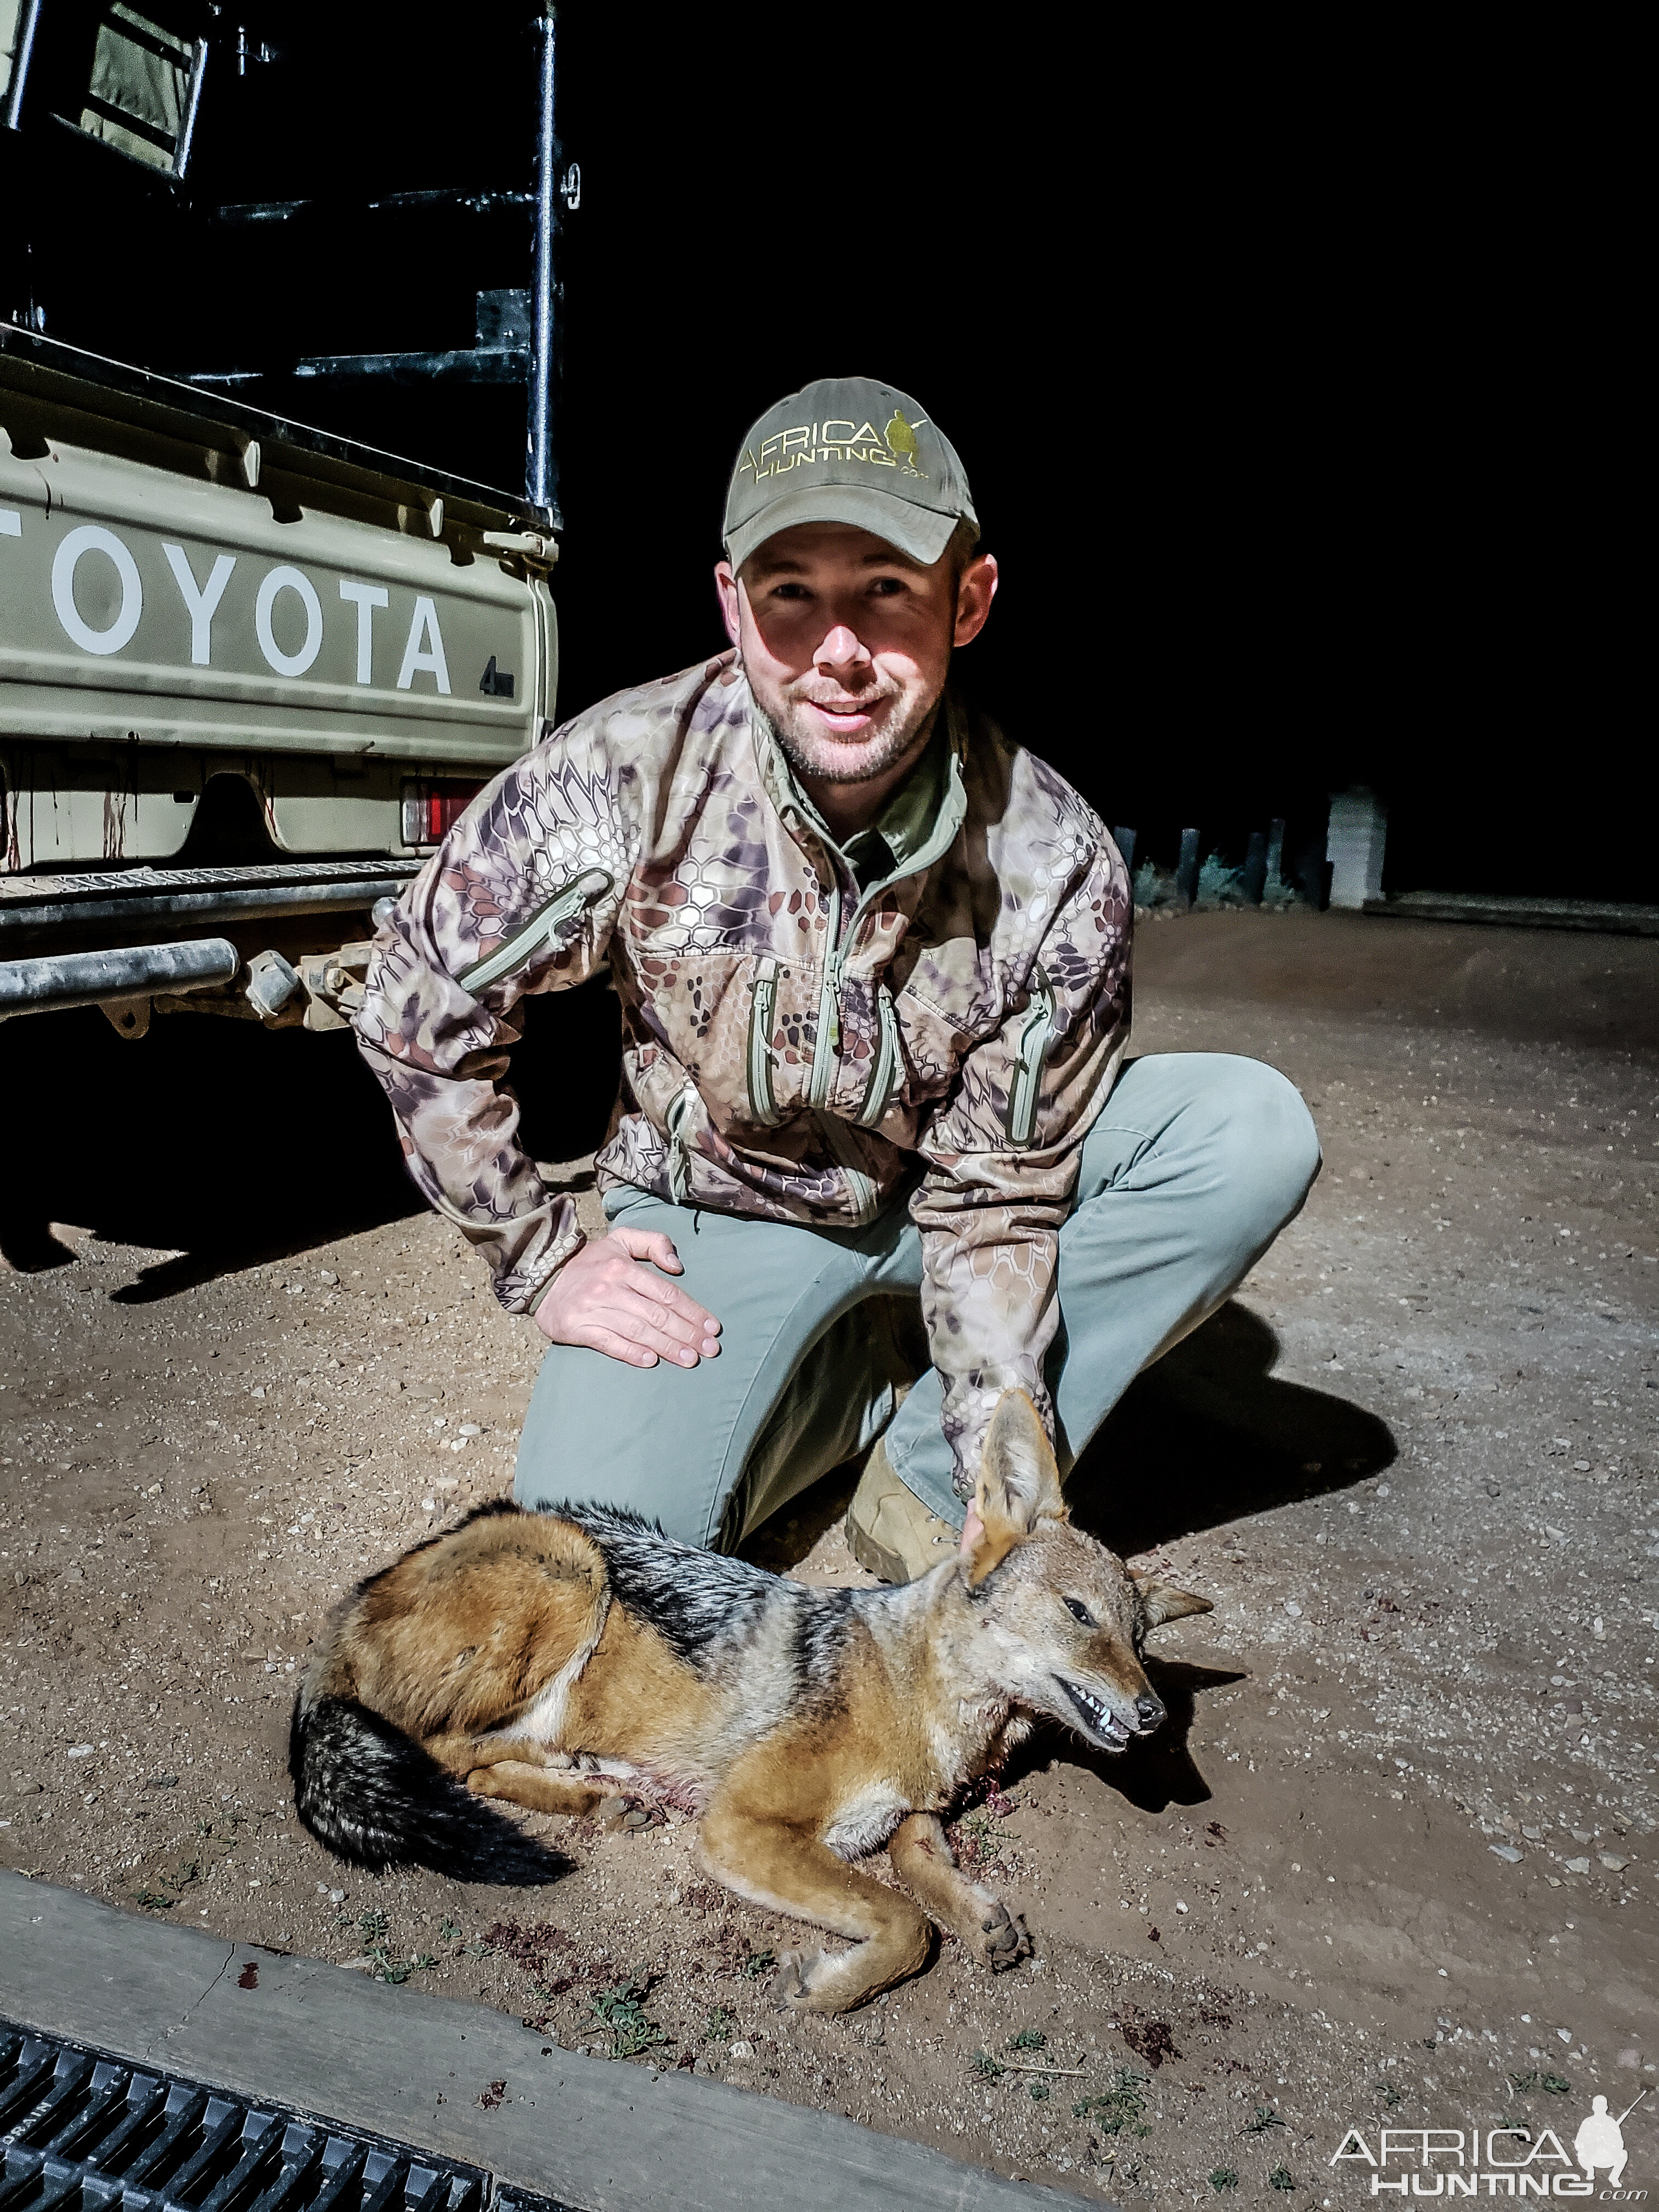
(723, 376), (978, 573)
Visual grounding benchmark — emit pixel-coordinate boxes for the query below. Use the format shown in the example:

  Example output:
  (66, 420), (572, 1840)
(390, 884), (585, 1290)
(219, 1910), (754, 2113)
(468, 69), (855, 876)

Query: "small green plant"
(1268, 2167), (1295, 2193)
(133, 1890), (176, 1910)
(740, 1947), (775, 1981)
(1211, 2170), (1239, 2193)
(973, 2051), (1006, 2083)
(439, 1916), (462, 1942)
(1542, 2075), (1570, 2095)
(1008, 2028), (1047, 2052)
(361, 1944), (437, 1985)
(1196, 854), (1248, 908)
(958, 1807), (1023, 1854)
(358, 1908), (389, 1945)
(1246, 2106), (1286, 2134)
(590, 1978), (667, 2058)
(173, 1858), (201, 1888)
(1028, 2079), (1050, 2103)
(1374, 2077), (1402, 2110)
(704, 2006), (735, 2042)
(1073, 2069), (1152, 2137)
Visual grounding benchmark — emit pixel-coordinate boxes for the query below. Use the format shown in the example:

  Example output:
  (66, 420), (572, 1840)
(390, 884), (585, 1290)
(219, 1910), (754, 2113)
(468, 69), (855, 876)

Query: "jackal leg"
(887, 1812), (1031, 1972)
(421, 1732), (557, 1776)
(417, 1734), (608, 1818)
(464, 1761), (608, 1819)
(698, 1799), (933, 2015)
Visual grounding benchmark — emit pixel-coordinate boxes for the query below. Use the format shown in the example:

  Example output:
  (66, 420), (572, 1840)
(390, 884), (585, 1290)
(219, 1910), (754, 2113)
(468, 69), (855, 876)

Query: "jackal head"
(958, 1392), (1211, 1752)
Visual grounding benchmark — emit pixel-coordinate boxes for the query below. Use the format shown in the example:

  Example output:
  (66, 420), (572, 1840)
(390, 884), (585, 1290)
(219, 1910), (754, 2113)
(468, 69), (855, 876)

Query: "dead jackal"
(290, 1391), (1209, 2013)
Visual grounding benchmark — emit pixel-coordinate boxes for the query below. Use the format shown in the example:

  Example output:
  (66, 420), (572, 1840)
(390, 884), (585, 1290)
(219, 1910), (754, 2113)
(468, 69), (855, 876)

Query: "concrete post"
(1326, 787), (1387, 909)
(1176, 826), (1201, 910)
(1266, 816), (1286, 890)
(1242, 830), (1268, 906)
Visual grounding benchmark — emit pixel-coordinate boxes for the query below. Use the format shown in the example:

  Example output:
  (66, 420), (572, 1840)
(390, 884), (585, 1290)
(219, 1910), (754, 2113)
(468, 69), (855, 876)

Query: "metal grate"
(0, 2023), (579, 2212)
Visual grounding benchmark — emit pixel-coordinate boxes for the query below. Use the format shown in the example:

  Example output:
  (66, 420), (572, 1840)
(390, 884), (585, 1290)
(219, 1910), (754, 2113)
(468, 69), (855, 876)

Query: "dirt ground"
(3, 910), (1657, 2203)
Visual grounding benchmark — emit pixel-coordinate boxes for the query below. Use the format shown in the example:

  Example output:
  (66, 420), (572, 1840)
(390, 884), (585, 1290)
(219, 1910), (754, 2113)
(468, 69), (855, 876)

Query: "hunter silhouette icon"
(1575, 2090), (1646, 2186)
(884, 410), (921, 469)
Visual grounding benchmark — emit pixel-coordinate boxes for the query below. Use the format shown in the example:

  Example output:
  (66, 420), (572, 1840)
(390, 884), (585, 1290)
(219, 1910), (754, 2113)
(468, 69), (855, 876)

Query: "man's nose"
(1133, 1691), (1166, 1733)
(815, 625), (870, 672)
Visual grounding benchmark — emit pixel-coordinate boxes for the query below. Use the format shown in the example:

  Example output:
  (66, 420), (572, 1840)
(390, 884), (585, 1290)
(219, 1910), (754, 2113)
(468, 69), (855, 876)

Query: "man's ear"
(714, 561), (742, 648)
(951, 551), (998, 648)
(967, 1391), (1066, 1588)
(1133, 1575), (1214, 1628)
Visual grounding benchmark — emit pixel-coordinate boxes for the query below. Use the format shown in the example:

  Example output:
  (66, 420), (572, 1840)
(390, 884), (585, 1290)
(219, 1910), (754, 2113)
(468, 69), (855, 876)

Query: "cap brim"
(725, 482), (970, 573)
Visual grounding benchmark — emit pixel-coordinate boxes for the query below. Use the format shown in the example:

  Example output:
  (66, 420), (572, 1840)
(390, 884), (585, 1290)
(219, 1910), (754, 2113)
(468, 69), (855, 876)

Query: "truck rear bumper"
(0, 856), (419, 950)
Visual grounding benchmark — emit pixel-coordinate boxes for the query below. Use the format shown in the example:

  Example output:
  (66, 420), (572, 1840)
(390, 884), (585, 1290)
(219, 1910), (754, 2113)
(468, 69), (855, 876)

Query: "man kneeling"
(355, 377), (1321, 1573)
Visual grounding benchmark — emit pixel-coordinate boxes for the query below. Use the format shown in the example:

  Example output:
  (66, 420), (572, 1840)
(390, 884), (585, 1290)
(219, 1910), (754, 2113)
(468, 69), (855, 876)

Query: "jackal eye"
(1064, 1597), (1095, 1627)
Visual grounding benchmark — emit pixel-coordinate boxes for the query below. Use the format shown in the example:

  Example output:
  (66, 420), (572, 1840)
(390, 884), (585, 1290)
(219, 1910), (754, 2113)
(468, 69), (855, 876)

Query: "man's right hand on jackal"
(533, 1228), (723, 1369)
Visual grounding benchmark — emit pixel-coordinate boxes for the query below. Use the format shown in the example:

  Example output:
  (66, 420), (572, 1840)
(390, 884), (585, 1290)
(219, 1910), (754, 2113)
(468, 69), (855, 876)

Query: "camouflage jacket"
(354, 654), (1132, 1495)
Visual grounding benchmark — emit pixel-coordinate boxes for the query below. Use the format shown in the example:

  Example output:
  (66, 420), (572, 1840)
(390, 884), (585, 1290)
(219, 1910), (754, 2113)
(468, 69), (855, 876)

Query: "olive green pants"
(515, 1053), (1320, 1548)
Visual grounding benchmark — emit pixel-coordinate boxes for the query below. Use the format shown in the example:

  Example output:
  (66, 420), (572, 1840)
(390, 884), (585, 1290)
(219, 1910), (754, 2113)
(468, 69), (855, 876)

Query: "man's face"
(715, 522), (997, 789)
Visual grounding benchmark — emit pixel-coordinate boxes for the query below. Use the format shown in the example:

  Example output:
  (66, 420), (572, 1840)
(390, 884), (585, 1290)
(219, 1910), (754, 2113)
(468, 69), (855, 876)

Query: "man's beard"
(753, 679), (940, 787)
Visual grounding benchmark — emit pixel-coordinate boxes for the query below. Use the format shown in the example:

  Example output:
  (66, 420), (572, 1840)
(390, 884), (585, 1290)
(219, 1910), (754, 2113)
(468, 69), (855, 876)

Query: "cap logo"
(735, 415), (929, 488)
(883, 410), (921, 467)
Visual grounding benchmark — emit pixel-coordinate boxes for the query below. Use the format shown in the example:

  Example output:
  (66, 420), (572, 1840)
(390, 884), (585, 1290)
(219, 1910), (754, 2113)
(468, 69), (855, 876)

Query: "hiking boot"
(845, 1440), (960, 1583)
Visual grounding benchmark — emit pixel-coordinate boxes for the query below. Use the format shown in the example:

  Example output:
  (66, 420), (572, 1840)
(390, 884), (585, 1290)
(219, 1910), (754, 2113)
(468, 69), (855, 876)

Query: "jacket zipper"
(805, 881), (842, 1111)
(815, 1110), (882, 1225)
(457, 866), (613, 995)
(855, 985), (901, 1130)
(1006, 963), (1056, 1149)
(665, 1081), (699, 1206)
(746, 956), (782, 1127)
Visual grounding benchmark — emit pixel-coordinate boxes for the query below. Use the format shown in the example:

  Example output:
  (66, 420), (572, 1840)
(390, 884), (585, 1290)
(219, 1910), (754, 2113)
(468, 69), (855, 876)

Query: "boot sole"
(845, 1508), (912, 1586)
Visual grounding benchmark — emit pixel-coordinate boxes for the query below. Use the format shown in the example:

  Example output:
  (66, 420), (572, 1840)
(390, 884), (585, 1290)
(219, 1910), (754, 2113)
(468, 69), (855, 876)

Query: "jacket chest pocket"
(746, 958), (783, 1126)
(748, 959), (906, 1132)
(853, 983), (901, 1130)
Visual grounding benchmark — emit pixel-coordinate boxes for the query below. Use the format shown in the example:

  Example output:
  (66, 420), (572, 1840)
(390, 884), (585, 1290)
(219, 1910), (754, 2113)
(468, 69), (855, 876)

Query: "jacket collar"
(748, 679), (968, 896)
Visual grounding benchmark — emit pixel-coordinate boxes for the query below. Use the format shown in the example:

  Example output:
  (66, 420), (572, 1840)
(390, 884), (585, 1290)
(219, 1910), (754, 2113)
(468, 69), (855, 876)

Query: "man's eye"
(770, 582), (811, 600)
(1064, 1597), (1094, 1627)
(868, 577), (907, 596)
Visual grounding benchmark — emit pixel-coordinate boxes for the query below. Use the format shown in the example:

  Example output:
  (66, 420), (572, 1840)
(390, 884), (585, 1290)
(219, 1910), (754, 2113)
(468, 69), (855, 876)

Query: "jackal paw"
(597, 1793), (665, 1834)
(973, 1901), (1032, 1972)
(765, 1949), (822, 2010)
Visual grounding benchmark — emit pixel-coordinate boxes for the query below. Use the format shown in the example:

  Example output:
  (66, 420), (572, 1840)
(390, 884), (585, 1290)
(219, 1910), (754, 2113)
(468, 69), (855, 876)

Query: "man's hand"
(534, 1231), (722, 1369)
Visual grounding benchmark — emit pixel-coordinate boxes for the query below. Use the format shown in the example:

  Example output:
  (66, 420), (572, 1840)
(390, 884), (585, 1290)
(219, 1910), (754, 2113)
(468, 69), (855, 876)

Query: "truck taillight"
(402, 778), (483, 847)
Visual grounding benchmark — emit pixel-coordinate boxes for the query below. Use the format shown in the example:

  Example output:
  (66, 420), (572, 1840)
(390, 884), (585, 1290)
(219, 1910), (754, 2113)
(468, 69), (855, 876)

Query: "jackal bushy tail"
(287, 1694), (568, 1886)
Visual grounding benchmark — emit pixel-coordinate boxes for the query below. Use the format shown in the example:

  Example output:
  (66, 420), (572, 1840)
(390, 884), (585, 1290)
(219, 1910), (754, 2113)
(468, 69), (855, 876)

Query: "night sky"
(1, 8), (1617, 898)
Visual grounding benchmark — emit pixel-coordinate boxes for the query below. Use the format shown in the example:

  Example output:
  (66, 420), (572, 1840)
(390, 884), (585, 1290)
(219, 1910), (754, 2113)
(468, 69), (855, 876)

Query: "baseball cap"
(723, 376), (978, 572)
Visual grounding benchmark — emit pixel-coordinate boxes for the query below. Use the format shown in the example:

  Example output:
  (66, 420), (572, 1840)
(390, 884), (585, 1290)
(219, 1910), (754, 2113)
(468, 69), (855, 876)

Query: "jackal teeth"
(1058, 1675), (1127, 1745)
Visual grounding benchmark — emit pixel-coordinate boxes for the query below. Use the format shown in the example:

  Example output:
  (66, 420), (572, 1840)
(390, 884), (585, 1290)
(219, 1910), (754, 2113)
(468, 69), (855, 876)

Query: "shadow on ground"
(743, 1298), (1396, 1641)
(1064, 1300), (1396, 1557)
(0, 982), (619, 1291)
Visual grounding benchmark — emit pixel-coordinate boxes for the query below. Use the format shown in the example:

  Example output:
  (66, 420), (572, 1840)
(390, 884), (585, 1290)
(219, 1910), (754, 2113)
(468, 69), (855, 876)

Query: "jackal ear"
(1133, 1575), (1214, 1628)
(968, 1392), (1067, 1588)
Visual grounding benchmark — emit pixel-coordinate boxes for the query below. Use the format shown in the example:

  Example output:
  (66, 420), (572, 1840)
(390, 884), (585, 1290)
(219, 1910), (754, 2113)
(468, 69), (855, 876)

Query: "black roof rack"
(0, 325), (543, 532)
